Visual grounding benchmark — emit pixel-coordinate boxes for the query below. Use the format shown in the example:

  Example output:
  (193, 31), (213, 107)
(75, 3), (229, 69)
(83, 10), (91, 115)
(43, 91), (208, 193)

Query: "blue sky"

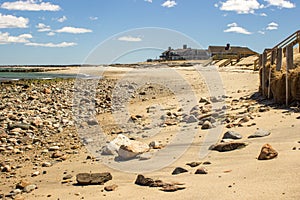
(0, 0), (299, 64)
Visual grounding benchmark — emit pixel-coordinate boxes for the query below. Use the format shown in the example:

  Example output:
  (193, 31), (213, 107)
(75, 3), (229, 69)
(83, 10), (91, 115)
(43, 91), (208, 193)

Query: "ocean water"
(0, 72), (98, 81)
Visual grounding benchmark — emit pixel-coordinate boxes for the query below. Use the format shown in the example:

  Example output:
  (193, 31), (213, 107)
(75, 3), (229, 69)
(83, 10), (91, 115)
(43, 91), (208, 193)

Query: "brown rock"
(104, 184), (118, 191)
(16, 180), (31, 189)
(160, 184), (185, 192)
(195, 167), (208, 174)
(135, 174), (154, 186)
(258, 144), (278, 160)
(186, 161), (201, 168)
(76, 172), (112, 185)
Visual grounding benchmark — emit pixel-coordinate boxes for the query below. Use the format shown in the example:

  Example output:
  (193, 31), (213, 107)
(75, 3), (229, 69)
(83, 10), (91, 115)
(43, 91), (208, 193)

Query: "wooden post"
(259, 54), (263, 67)
(268, 64), (272, 99)
(286, 44), (294, 69)
(271, 50), (276, 65)
(262, 52), (267, 97)
(276, 48), (282, 71)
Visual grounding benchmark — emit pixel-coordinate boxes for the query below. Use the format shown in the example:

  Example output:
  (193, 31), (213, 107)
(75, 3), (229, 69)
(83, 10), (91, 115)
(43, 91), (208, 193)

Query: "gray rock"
(185, 115), (198, 123)
(248, 129), (270, 138)
(222, 131), (242, 140)
(23, 184), (37, 193)
(76, 172), (112, 185)
(210, 142), (247, 152)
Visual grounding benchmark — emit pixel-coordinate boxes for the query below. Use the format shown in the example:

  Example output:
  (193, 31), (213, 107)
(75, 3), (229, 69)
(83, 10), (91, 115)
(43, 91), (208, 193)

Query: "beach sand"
(1, 64), (299, 199)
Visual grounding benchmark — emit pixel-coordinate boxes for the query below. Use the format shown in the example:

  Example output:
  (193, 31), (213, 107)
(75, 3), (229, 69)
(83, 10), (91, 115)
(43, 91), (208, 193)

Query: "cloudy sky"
(0, 0), (298, 64)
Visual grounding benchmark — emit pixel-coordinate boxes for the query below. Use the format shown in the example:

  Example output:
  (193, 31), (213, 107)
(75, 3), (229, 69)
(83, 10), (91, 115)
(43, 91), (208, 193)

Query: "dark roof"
(208, 46), (258, 54)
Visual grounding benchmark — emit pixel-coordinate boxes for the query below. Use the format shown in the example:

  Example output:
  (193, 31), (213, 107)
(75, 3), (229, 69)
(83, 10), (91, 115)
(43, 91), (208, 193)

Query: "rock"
(31, 171), (40, 177)
(16, 180), (31, 189)
(49, 146), (60, 151)
(117, 141), (149, 160)
(201, 120), (212, 130)
(210, 142), (247, 152)
(172, 167), (188, 175)
(76, 172), (112, 185)
(23, 184), (37, 193)
(184, 115), (198, 123)
(104, 184), (118, 191)
(63, 174), (73, 180)
(258, 144), (278, 160)
(248, 129), (270, 138)
(102, 134), (131, 155)
(135, 174), (155, 186)
(195, 167), (208, 174)
(199, 97), (209, 103)
(296, 116), (300, 119)
(52, 151), (63, 158)
(2, 165), (11, 172)
(222, 131), (242, 140)
(160, 184), (185, 192)
(186, 162), (201, 167)
(149, 141), (162, 149)
(41, 162), (52, 167)
(43, 88), (51, 94)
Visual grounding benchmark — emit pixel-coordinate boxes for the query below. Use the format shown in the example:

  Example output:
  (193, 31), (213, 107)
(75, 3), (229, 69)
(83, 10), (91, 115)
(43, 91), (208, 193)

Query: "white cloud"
(266, 22), (279, 30)
(224, 23), (252, 34)
(36, 23), (51, 32)
(258, 30), (265, 34)
(264, 0), (295, 8)
(260, 12), (267, 16)
(1, 0), (61, 11)
(47, 32), (55, 36)
(0, 32), (32, 44)
(219, 0), (264, 14)
(56, 26), (92, 34)
(57, 16), (67, 23)
(0, 13), (29, 28)
(161, 0), (177, 8)
(25, 41), (77, 48)
(117, 36), (142, 42)
(145, 0), (152, 3)
(89, 16), (98, 21)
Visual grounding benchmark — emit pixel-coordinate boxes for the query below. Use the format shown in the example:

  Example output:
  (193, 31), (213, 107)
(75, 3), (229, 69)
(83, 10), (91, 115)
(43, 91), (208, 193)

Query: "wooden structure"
(257, 30), (300, 106)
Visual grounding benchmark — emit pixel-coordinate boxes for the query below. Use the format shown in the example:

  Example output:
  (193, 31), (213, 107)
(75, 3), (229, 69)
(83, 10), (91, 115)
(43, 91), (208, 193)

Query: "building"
(160, 45), (210, 61)
(208, 45), (258, 60)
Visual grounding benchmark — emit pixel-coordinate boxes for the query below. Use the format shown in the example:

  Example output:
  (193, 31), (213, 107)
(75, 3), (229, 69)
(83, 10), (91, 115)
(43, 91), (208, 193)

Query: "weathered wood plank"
(276, 48), (282, 71)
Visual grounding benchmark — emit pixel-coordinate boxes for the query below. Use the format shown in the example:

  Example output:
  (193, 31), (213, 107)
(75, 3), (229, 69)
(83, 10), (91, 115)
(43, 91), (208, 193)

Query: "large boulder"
(118, 141), (149, 160)
(102, 134), (131, 155)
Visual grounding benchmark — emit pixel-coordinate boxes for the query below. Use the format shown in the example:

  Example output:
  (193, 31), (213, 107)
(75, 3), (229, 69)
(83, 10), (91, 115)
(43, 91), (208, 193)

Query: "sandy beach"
(0, 64), (299, 200)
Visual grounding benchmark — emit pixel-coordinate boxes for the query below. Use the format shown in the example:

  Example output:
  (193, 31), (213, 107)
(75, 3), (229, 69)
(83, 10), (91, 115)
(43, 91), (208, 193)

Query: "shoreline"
(1, 64), (299, 199)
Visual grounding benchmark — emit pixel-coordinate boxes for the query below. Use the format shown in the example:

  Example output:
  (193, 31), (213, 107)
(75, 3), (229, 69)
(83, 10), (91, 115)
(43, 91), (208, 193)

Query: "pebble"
(248, 129), (270, 138)
(172, 167), (188, 175)
(23, 184), (37, 193)
(210, 142), (247, 152)
(31, 171), (40, 177)
(222, 131), (242, 140)
(258, 144), (278, 160)
(42, 162), (52, 167)
(195, 167), (208, 174)
(104, 184), (118, 191)
(201, 121), (213, 130)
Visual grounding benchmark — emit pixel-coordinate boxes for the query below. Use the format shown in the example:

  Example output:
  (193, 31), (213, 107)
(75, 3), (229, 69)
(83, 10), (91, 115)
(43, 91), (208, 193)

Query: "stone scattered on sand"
(16, 180), (31, 190)
(186, 161), (201, 168)
(296, 116), (300, 119)
(201, 120), (213, 130)
(118, 141), (149, 160)
(160, 184), (186, 192)
(63, 174), (73, 180)
(222, 131), (242, 140)
(76, 172), (112, 185)
(258, 144), (278, 160)
(210, 142), (247, 152)
(248, 129), (270, 138)
(149, 141), (163, 149)
(42, 162), (52, 167)
(31, 171), (40, 177)
(14, 194), (25, 200)
(172, 167), (188, 175)
(104, 184), (118, 192)
(135, 175), (185, 192)
(135, 174), (155, 186)
(195, 167), (208, 174)
(23, 184), (37, 193)
(184, 115), (198, 123)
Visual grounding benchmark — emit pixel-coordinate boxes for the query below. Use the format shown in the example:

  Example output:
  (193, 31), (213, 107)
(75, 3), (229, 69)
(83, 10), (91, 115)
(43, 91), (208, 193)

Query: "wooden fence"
(255, 30), (300, 106)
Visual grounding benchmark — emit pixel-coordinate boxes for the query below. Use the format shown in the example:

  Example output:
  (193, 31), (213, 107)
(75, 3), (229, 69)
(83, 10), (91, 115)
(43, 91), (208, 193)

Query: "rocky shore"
(0, 66), (299, 200)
